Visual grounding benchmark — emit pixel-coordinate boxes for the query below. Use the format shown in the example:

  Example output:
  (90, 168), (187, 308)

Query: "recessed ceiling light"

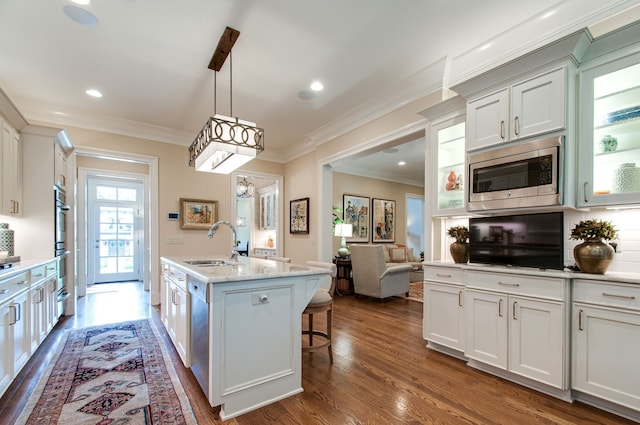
(63, 5), (98, 26)
(71, 0), (91, 5)
(86, 89), (103, 98)
(383, 148), (398, 154)
(398, 161), (406, 166)
(310, 81), (324, 92)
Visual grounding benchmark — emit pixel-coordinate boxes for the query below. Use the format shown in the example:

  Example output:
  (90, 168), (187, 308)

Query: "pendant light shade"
(236, 176), (255, 198)
(188, 27), (264, 174)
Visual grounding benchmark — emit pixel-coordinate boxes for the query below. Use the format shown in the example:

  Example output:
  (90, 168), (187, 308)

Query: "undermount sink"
(183, 259), (230, 267)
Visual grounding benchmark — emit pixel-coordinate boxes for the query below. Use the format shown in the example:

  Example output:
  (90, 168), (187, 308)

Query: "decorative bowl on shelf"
(601, 105), (640, 125)
(599, 134), (618, 153)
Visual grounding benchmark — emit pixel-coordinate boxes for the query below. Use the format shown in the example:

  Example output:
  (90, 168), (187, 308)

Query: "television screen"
(469, 212), (564, 270)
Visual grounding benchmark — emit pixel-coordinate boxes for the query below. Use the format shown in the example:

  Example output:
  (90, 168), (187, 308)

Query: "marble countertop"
(161, 256), (331, 284)
(423, 261), (640, 285)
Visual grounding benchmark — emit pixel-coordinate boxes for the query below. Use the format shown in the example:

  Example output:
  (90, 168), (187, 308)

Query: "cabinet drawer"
(168, 268), (186, 289)
(425, 267), (464, 285)
(573, 279), (640, 311)
(45, 261), (57, 278)
(0, 271), (29, 302)
(30, 265), (47, 282)
(466, 270), (565, 300)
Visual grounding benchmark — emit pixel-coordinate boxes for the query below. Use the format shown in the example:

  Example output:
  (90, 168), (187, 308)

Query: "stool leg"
(327, 308), (333, 363)
(308, 313), (314, 346)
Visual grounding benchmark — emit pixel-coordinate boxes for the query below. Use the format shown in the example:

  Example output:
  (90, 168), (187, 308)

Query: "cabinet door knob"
(260, 294), (269, 303)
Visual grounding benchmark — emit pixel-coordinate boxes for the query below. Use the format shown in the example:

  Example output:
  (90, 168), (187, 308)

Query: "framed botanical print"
(342, 194), (369, 242)
(290, 197), (309, 234)
(180, 198), (217, 230)
(372, 198), (395, 242)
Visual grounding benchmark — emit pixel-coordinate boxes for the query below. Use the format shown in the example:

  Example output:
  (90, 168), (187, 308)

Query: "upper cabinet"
(466, 67), (566, 151)
(1, 116), (22, 216)
(578, 49), (640, 207)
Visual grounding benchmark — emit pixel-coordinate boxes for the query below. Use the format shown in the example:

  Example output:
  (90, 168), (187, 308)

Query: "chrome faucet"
(207, 220), (238, 262)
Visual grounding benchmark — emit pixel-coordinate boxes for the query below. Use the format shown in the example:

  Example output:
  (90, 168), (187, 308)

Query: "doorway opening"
(406, 193), (424, 259)
(87, 175), (144, 284)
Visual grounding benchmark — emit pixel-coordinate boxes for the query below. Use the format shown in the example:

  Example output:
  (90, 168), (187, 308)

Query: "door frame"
(73, 147), (159, 304)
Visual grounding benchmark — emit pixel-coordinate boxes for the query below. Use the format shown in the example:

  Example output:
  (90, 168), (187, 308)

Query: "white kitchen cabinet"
(572, 279), (640, 416)
(0, 301), (12, 398)
(10, 290), (30, 377)
(464, 270), (568, 391)
(423, 266), (465, 353)
(29, 279), (47, 352)
(1, 116), (22, 216)
(466, 67), (566, 151)
(160, 261), (190, 366)
(577, 49), (640, 207)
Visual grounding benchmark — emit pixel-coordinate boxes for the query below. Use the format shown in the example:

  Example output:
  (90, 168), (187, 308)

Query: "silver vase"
(573, 238), (614, 274)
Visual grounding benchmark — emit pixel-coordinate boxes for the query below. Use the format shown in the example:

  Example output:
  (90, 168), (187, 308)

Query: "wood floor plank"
(0, 283), (635, 424)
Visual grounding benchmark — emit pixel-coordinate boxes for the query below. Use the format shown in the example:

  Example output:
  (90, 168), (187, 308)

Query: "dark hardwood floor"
(0, 282), (634, 424)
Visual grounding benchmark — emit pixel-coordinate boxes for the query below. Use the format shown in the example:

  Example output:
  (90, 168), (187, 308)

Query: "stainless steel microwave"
(467, 136), (562, 211)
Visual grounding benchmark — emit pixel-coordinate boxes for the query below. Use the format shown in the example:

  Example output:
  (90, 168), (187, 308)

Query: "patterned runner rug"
(16, 320), (197, 425)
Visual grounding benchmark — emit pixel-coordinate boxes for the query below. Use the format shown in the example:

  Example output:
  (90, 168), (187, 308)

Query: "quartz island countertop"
(161, 255), (331, 284)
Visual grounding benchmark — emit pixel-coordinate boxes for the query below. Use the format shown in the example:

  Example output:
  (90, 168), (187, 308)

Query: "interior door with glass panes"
(88, 177), (143, 284)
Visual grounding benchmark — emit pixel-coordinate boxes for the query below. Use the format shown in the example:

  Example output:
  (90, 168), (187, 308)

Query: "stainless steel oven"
(54, 186), (70, 316)
(467, 136), (563, 211)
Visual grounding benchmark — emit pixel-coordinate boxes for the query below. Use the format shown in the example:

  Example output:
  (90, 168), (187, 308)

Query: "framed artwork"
(372, 198), (395, 242)
(342, 194), (369, 242)
(290, 197), (309, 234)
(180, 198), (217, 230)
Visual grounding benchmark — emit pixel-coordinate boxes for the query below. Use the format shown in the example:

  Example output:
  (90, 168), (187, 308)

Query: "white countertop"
(423, 261), (640, 285)
(161, 256), (332, 284)
(0, 258), (57, 280)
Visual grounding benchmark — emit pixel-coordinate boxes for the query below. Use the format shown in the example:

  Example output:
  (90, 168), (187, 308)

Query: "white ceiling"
(0, 0), (637, 185)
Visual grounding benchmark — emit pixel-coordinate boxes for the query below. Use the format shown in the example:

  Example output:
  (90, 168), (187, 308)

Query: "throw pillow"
(382, 244), (397, 263)
(389, 247), (407, 262)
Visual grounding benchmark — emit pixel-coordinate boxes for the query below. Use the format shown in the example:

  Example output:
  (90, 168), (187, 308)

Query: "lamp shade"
(334, 223), (353, 238)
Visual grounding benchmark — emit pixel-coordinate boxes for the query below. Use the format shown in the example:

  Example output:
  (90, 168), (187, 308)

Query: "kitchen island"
(160, 256), (331, 420)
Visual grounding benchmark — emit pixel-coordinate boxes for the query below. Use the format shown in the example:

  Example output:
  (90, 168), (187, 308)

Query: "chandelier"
(188, 27), (264, 174)
(236, 176), (255, 198)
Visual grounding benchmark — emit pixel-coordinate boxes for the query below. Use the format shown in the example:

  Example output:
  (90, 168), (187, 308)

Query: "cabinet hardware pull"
(498, 299), (503, 317)
(260, 294), (269, 303)
(602, 292), (635, 300)
(9, 305), (17, 325)
(171, 289), (177, 305)
(498, 281), (519, 287)
(583, 182), (589, 203)
(512, 301), (518, 320)
(16, 303), (21, 322)
(18, 280), (26, 285)
(500, 120), (505, 139)
(436, 273), (452, 278)
(514, 116), (519, 136)
(578, 309), (583, 331)
(458, 291), (463, 307)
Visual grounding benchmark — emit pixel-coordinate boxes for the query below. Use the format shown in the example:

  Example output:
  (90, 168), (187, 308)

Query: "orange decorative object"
(445, 171), (457, 191)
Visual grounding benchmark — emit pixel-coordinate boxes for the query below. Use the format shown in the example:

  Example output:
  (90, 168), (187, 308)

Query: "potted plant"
(447, 225), (469, 263)
(570, 219), (618, 274)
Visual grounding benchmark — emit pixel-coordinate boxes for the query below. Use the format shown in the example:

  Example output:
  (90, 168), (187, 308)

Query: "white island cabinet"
(160, 256), (329, 420)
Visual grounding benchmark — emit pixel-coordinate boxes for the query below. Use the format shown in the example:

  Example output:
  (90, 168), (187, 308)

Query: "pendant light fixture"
(236, 176), (255, 198)
(188, 27), (264, 174)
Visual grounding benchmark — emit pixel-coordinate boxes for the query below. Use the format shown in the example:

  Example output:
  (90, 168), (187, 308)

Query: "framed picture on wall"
(372, 198), (395, 242)
(290, 197), (309, 234)
(180, 198), (218, 230)
(342, 194), (369, 242)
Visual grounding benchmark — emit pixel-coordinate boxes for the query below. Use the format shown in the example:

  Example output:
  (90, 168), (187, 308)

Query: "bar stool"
(303, 261), (337, 363)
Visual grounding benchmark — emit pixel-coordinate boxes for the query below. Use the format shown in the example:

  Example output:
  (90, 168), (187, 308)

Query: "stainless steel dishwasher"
(188, 277), (210, 398)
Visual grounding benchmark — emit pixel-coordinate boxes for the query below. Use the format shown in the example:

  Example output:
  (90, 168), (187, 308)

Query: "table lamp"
(334, 223), (353, 258)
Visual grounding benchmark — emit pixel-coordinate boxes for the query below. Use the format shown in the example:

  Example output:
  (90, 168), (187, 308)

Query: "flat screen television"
(469, 211), (564, 270)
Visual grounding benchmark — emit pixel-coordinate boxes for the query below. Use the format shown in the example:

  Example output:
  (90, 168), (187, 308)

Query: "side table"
(333, 257), (353, 295)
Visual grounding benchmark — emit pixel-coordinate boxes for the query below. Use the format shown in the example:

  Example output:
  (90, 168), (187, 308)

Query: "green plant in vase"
(447, 225), (469, 263)
(570, 219), (618, 274)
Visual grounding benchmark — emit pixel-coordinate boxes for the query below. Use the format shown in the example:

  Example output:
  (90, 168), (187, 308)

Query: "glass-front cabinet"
(579, 50), (640, 207)
(435, 120), (465, 214)
(421, 96), (467, 217)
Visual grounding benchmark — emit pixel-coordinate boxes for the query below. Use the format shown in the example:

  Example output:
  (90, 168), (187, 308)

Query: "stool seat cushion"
(309, 288), (332, 305)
